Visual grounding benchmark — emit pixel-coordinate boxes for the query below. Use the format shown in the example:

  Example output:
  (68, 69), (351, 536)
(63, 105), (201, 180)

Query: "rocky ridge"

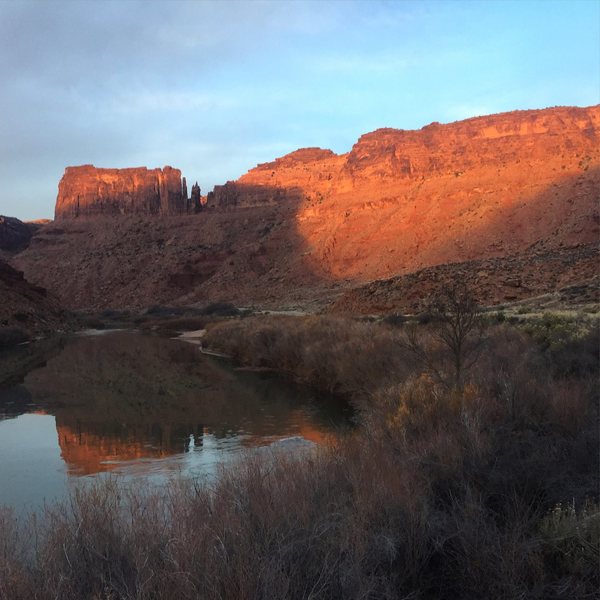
(12, 104), (600, 312)
(330, 244), (599, 314)
(0, 216), (34, 254)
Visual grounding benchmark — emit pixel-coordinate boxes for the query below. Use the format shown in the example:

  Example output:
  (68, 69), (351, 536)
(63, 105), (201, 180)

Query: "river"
(0, 330), (352, 513)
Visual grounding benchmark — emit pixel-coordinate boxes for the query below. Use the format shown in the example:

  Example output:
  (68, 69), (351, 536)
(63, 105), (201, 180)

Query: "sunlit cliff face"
(236, 105), (600, 282)
(169, 105), (600, 303)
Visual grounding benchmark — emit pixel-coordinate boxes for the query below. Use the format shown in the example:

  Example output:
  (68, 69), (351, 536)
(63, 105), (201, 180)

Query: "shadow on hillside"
(11, 165), (600, 311)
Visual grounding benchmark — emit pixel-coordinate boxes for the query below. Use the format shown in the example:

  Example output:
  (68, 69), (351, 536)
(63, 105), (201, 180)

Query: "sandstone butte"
(12, 104), (600, 311)
(54, 165), (191, 219)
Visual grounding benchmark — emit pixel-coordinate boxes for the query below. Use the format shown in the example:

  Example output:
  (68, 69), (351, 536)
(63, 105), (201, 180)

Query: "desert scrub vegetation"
(1, 396), (597, 600)
(1, 295), (598, 599)
(204, 314), (411, 397)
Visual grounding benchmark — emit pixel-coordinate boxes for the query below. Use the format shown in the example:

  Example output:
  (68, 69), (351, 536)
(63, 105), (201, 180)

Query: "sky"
(0, 0), (598, 220)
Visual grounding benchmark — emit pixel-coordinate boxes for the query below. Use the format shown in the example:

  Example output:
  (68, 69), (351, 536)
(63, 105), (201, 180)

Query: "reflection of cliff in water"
(55, 421), (208, 475)
(4, 332), (350, 475)
(0, 336), (65, 389)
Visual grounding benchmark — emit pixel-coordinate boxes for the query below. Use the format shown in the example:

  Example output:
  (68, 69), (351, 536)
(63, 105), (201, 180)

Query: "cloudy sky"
(0, 0), (598, 220)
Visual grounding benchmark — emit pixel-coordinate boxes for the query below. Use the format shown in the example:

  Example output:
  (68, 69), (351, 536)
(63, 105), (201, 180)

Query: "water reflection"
(0, 331), (351, 507)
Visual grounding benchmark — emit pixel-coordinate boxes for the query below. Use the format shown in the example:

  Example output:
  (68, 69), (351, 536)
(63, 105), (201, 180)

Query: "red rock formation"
(224, 105), (599, 206)
(190, 181), (202, 212)
(14, 104), (600, 312)
(55, 165), (187, 219)
(225, 104), (599, 283)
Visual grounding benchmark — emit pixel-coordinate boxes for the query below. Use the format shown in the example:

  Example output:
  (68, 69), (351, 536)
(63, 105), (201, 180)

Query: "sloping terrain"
(330, 244), (599, 314)
(0, 259), (68, 337)
(12, 104), (600, 311)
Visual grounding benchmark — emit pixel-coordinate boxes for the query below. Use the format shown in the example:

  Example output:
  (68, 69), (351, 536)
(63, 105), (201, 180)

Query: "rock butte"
(11, 104), (600, 311)
(55, 165), (192, 219)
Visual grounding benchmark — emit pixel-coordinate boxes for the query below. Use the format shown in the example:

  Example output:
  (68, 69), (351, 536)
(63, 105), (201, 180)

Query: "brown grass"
(204, 315), (412, 397)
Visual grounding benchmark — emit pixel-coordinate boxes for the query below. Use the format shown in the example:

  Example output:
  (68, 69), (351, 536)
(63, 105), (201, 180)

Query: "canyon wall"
(206, 105), (599, 209)
(55, 165), (187, 219)
(0, 216), (33, 253)
(12, 104), (600, 311)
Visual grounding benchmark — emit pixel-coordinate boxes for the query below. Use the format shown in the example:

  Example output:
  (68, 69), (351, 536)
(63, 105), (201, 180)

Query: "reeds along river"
(0, 331), (352, 512)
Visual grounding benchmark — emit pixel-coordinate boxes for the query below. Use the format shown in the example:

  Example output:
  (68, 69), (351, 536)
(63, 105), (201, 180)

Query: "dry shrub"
(0, 508), (30, 598)
(1, 314), (598, 599)
(0, 449), (434, 600)
(0, 427), (597, 599)
(539, 500), (600, 591)
(204, 315), (411, 398)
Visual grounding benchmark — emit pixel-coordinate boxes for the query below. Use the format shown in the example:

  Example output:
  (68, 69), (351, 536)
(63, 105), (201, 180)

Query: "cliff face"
(55, 165), (187, 219)
(213, 104), (599, 284)
(209, 105), (599, 209)
(14, 104), (600, 311)
(0, 259), (67, 338)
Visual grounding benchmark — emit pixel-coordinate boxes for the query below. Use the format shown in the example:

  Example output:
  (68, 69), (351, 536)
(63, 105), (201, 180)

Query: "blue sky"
(0, 0), (598, 220)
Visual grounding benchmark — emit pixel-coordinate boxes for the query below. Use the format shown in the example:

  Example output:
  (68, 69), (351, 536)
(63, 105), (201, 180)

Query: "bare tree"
(401, 284), (483, 390)
(430, 284), (483, 388)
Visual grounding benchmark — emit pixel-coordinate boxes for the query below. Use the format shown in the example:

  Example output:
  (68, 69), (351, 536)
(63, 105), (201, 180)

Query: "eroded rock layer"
(55, 165), (186, 219)
(13, 104), (600, 311)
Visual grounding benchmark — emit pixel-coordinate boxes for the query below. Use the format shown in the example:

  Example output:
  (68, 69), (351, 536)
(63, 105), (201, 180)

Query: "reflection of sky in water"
(0, 413), (68, 513)
(0, 332), (351, 512)
(0, 414), (316, 513)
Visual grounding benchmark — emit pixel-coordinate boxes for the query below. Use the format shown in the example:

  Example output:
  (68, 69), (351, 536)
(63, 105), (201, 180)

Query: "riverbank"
(1, 309), (598, 599)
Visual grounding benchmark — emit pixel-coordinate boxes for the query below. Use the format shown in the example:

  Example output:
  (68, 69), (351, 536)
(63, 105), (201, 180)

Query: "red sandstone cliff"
(209, 105), (599, 209)
(13, 104), (600, 311)
(55, 165), (187, 219)
(218, 105), (599, 283)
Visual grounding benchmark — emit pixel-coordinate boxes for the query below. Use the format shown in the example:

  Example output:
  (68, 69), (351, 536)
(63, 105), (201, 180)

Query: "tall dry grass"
(203, 315), (413, 398)
(1, 314), (598, 599)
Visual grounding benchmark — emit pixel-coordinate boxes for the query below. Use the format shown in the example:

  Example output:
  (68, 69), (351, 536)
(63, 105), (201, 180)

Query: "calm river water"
(0, 331), (352, 512)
